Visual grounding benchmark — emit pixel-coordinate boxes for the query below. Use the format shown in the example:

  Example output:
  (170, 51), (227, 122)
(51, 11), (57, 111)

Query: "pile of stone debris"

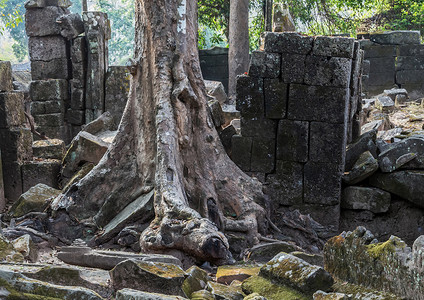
(0, 225), (420, 299)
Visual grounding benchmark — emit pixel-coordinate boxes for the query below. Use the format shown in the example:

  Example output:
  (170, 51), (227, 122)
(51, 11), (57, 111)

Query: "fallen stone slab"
(216, 265), (260, 285)
(57, 247), (182, 270)
(290, 251), (324, 267)
(343, 151), (379, 185)
(22, 160), (61, 192)
(207, 281), (245, 300)
(8, 183), (60, 218)
(116, 288), (189, 300)
(370, 170), (424, 208)
(205, 80), (227, 105)
(260, 252), (333, 295)
(369, 30), (421, 45)
(246, 241), (303, 263)
(110, 259), (186, 296)
(341, 186), (391, 213)
(375, 96), (395, 112)
(345, 129), (377, 171)
(377, 127), (403, 141)
(0, 61), (13, 92)
(12, 234), (38, 262)
(182, 265), (210, 298)
(378, 136), (424, 172)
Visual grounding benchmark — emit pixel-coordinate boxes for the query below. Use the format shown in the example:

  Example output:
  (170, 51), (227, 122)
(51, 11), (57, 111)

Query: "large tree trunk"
(228, 0), (250, 103)
(52, 0), (268, 264)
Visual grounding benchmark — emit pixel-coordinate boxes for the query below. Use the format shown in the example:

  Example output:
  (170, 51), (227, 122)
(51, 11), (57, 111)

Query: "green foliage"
(0, 0), (27, 61)
(380, 0), (424, 34)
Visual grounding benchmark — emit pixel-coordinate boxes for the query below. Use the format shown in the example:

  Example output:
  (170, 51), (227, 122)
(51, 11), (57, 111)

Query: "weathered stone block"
(342, 186), (391, 213)
(313, 36), (355, 58)
(231, 135), (252, 171)
(375, 96), (394, 112)
(82, 11), (109, 32)
(0, 151), (4, 210)
(45, 0), (72, 7)
(304, 56), (352, 88)
(236, 76), (264, 117)
(30, 100), (64, 115)
(71, 36), (87, 64)
(0, 128), (33, 162)
(368, 57), (395, 73)
(396, 56), (424, 71)
(264, 32), (314, 54)
(367, 72), (395, 87)
(343, 151), (379, 185)
(250, 138), (275, 173)
(21, 160), (61, 192)
(266, 160), (303, 205)
(28, 36), (67, 61)
(32, 139), (65, 159)
(362, 60), (370, 75)
(288, 84), (349, 124)
(240, 116), (277, 138)
(398, 44), (424, 56)
(369, 30), (421, 45)
(280, 53), (306, 84)
(362, 44), (397, 58)
(57, 13), (84, 39)
(264, 79), (287, 119)
(218, 125), (236, 155)
(105, 66), (130, 126)
(30, 79), (68, 101)
(70, 78), (84, 89)
(25, 7), (68, 36)
(71, 87), (84, 110)
(25, 0), (46, 8)
(249, 51), (281, 78)
(33, 113), (64, 127)
(2, 161), (22, 202)
(397, 70), (424, 84)
(304, 162), (342, 205)
(0, 92), (25, 128)
(72, 62), (86, 82)
(276, 119), (308, 162)
(66, 109), (85, 125)
(0, 61), (13, 92)
(35, 126), (68, 141)
(31, 58), (69, 80)
(309, 122), (346, 165)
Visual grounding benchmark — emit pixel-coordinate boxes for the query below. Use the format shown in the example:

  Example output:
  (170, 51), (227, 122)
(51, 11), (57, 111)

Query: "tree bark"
(53, 0), (269, 264)
(228, 0), (250, 103)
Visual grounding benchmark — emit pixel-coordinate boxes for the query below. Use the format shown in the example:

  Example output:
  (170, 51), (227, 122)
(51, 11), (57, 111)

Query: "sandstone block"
(264, 32), (314, 54)
(0, 151), (4, 210)
(25, 7), (68, 36)
(66, 109), (85, 125)
(2, 161), (23, 202)
(33, 113), (64, 127)
(72, 61), (86, 82)
(31, 58), (69, 80)
(368, 57), (395, 73)
(30, 100), (64, 115)
(105, 66), (130, 126)
(304, 162), (342, 205)
(28, 36), (67, 61)
(313, 36), (355, 58)
(343, 151), (379, 185)
(281, 53), (306, 84)
(341, 186), (391, 213)
(231, 135), (252, 171)
(71, 36), (87, 64)
(369, 30), (421, 45)
(309, 122), (346, 165)
(25, 0), (47, 8)
(32, 139), (65, 159)
(205, 80), (227, 105)
(30, 79), (68, 101)
(236, 76), (264, 117)
(0, 61), (13, 92)
(22, 160), (61, 192)
(397, 69), (424, 84)
(304, 56), (352, 88)
(396, 56), (424, 71)
(362, 44), (397, 58)
(288, 84), (349, 124)
(45, 0), (72, 7)
(0, 92), (25, 128)
(240, 116), (277, 138)
(250, 138), (275, 173)
(276, 119), (309, 162)
(249, 51), (281, 78)
(264, 79), (287, 119)
(398, 44), (424, 56)
(34, 126), (68, 141)
(0, 128), (33, 162)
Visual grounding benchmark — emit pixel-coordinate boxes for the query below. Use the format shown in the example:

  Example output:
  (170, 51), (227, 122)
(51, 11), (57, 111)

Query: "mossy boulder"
(191, 290), (215, 300)
(243, 293), (267, 300)
(242, 275), (308, 300)
(207, 281), (245, 300)
(0, 235), (23, 262)
(216, 265), (261, 285)
(260, 252), (333, 295)
(182, 265), (210, 298)
(8, 183), (60, 218)
(110, 259), (186, 296)
(11, 234), (38, 262)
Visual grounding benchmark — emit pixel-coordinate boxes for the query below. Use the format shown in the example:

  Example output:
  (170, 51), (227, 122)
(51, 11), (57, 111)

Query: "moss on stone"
(365, 237), (406, 260)
(242, 275), (309, 300)
(0, 236), (16, 260)
(62, 163), (94, 192)
(0, 278), (61, 300)
(332, 279), (399, 299)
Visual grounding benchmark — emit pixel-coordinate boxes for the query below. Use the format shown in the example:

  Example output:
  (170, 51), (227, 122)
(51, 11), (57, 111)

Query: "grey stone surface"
(264, 32), (314, 54)
(0, 151), (4, 210)
(231, 135), (252, 171)
(0, 128), (33, 162)
(375, 96), (394, 112)
(250, 138), (275, 173)
(105, 66), (130, 127)
(30, 79), (68, 101)
(342, 186), (391, 213)
(398, 44), (424, 56)
(25, 7), (68, 36)
(266, 161), (303, 205)
(362, 44), (397, 58)
(205, 80), (227, 105)
(70, 81), (84, 110)
(249, 51), (281, 78)
(0, 92), (25, 128)
(396, 56), (424, 70)
(276, 119), (308, 162)
(304, 56), (352, 88)
(304, 162), (342, 205)
(368, 57), (395, 73)
(72, 62), (86, 83)
(313, 36), (355, 58)
(309, 122), (346, 165)
(240, 116), (277, 138)
(383, 88), (408, 101)
(288, 84), (349, 124)
(28, 36), (67, 61)
(33, 113), (64, 127)
(236, 76), (264, 117)
(66, 109), (85, 125)
(116, 289), (188, 300)
(32, 139), (65, 159)
(31, 58), (69, 80)
(247, 241), (302, 263)
(2, 161), (22, 201)
(71, 36), (87, 64)
(280, 53), (306, 84)
(199, 47), (229, 92)
(21, 160), (61, 192)
(264, 79), (287, 119)
(397, 69), (424, 84)
(45, 0), (72, 7)
(0, 61), (13, 92)
(345, 129), (377, 171)
(25, 0), (46, 8)
(57, 13), (84, 39)
(343, 151), (379, 185)
(369, 30), (421, 45)
(31, 100), (64, 115)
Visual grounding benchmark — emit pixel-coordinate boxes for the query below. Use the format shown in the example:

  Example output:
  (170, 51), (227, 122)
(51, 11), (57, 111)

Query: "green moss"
(138, 262), (185, 278)
(0, 278), (61, 300)
(0, 237), (15, 260)
(62, 163), (94, 193)
(332, 279), (399, 299)
(29, 267), (82, 286)
(242, 276), (309, 300)
(365, 237), (406, 260)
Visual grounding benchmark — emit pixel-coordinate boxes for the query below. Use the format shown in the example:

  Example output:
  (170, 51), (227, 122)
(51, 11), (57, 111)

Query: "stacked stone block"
(232, 33), (359, 235)
(0, 61), (33, 202)
(26, 1), (71, 141)
(83, 11), (110, 123)
(360, 31), (424, 99)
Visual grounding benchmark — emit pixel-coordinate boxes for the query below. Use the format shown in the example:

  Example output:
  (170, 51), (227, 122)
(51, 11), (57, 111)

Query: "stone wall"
(360, 30), (424, 99)
(231, 32), (363, 237)
(199, 47), (229, 93)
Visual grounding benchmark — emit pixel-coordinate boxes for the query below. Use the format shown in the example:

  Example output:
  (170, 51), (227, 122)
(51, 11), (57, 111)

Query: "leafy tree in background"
(0, 0), (26, 61)
(376, 0), (424, 34)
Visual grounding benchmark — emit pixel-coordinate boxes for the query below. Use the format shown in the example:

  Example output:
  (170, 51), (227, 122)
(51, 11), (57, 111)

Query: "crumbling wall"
(199, 47), (229, 93)
(231, 33), (363, 237)
(360, 30), (424, 99)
